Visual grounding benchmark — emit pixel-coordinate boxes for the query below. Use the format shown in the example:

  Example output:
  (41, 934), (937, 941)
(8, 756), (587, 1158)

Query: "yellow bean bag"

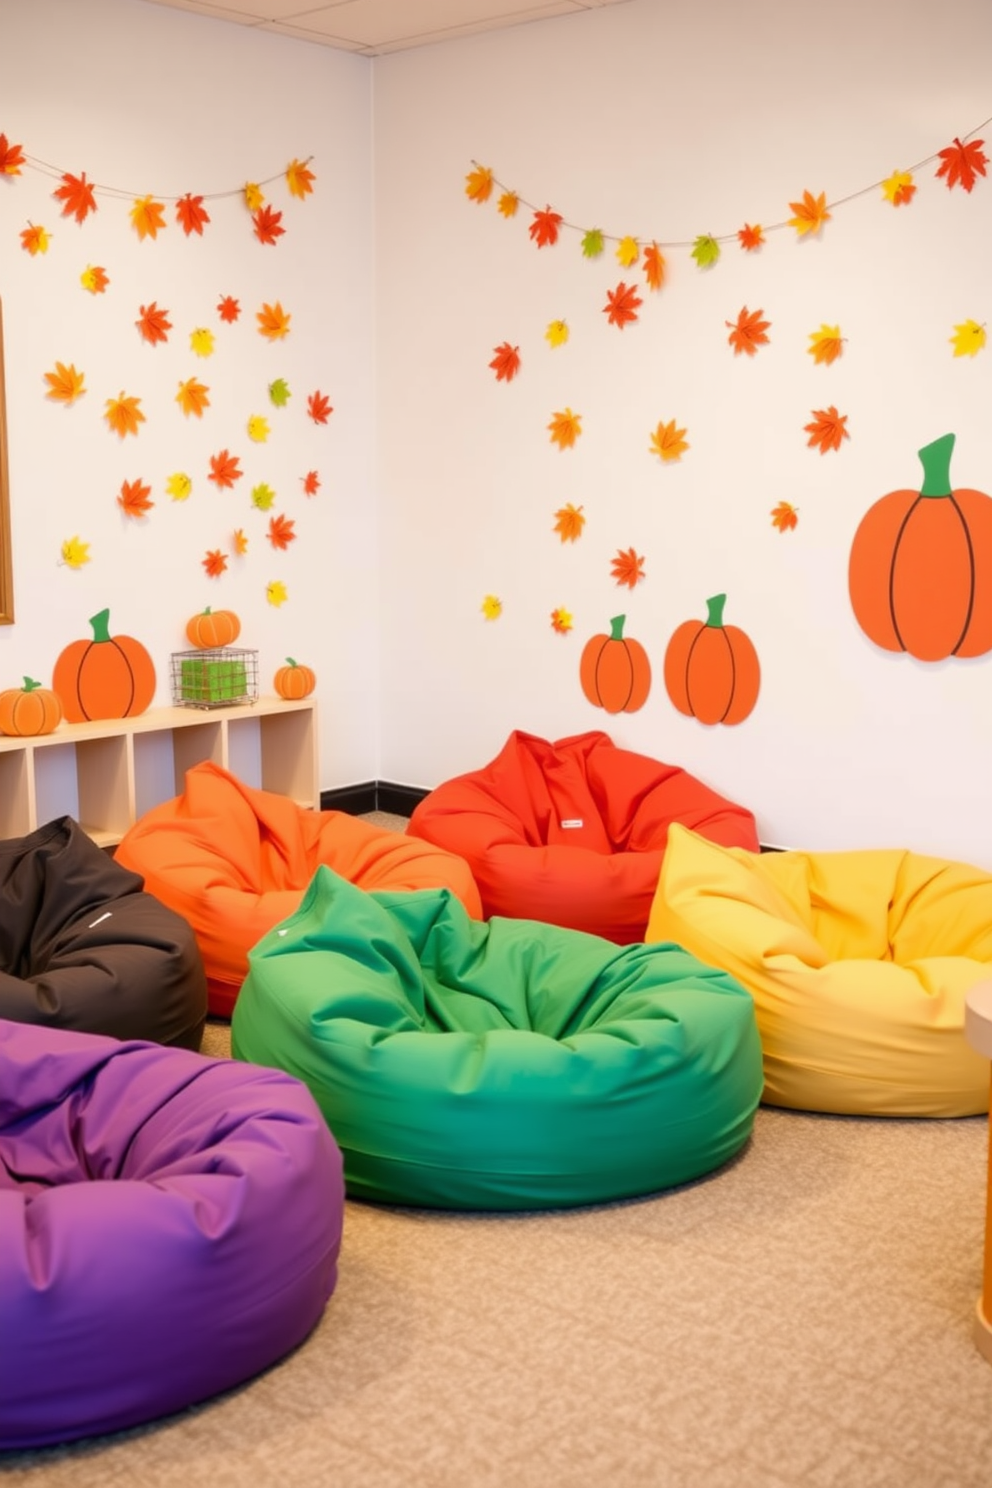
(646, 825), (992, 1116)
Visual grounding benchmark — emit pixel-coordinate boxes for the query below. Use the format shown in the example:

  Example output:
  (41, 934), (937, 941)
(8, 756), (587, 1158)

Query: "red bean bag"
(406, 730), (760, 943)
(115, 761), (481, 1016)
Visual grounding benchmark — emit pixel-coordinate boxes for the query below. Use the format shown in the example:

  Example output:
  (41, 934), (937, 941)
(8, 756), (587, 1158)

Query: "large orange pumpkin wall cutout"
(848, 433), (992, 662)
(52, 608), (156, 722)
(580, 614), (651, 714)
(663, 593), (760, 726)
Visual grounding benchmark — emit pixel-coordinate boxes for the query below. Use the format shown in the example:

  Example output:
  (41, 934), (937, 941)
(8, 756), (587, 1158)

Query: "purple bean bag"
(0, 1020), (344, 1449)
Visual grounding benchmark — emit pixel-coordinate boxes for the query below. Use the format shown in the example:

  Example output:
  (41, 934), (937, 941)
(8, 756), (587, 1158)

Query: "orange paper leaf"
(302, 470), (321, 497)
(604, 281), (642, 329)
(770, 501), (798, 532)
(44, 361), (86, 404)
(104, 393), (145, 438)
(550, 607), (573, 635)
(202, 549), (228, 578)
(787, 189), (831, 237)
(649, 419), (689, 463)
(548, 408), (582, 451)
(208, 449), (243, 489)
(611, 547), (646, 589)
(807, 324), (844, 365)
(253, 205), (285, 246)
(20, 222), (51, 256)
(465, 165), (493, 204)
(935, 136), (988, 193)
(80, 264), (109, 294)
(136, 302), (172, 346)
(726, 306), (770, 356)
(529, 206), (563, 248)
(489, 342), (521, 383)
(307, 390), (333, 424)
(286, 158), (316, 200)
(642, 242), (666, 291)
(737, 223), (765, 250)
(130, 195), (167, 241)
(497, 191), (518, 218)
(257, 301), (291, 340)
(176, 192), (210, 236)
(117, 477), (154, 518)
(804, 406), (849, 454)
(217, 294), (241, 323)
(267, 513), (297, 550)
(553, 503), (585, 543)
(176, 377), (210, 418)
(53, 171), (97, 224)
(233, 528), (249, 556)
(0, 132), (26, 175)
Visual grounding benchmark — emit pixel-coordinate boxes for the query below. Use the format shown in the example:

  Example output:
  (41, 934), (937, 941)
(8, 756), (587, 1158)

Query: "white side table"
(965, 980), (992, 1365)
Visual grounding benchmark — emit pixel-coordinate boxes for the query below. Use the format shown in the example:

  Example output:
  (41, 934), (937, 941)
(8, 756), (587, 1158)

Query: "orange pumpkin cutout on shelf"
(185, 607), (242, 649)
(580, 614), (651, 715)
(0, 677), (63, 737)
(52, 608), (156, 723)
(848, 432), (992, 662)
(274, 658), (316, 700)
(664, 593), (760, 726)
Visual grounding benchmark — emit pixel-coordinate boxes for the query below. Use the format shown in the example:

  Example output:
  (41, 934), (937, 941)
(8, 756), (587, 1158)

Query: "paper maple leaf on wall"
(529, 206), (562, 248)
(805, 406), (849, 453)
(611, 547), (646, 589)
(137, 302), (172, 346)
(208, 449), (243, 488)
(935, 136), (988, 192)
(54, 171), (97, 223)
(176, 193), (210, 236)
(489, 342), (521, 382)
(44, 361), (85, 403)
(649, 419), (689, 462)
(553, 503), (585, 542)
(307, 391), (333, 424)
(808, 325), (844, 364)
(548, 408), (582, 450)
(770, 501), (799, 532)
(464, 165), (493, 204)
(104, 393), (145, 438)
(20, 223), (51, 255)
(642, 243), (666, 290)
(202, 549), (228, 578)
(0, 132), (26, 174)
(286, 158), (316, 200)
(788, 189), (831, 237)
(253, 206), (285, 246)
(725, 306), (770, 356)
(117, 478), (153, 518)
(131, 196), (166, 241)
(177, 378), (210, 418)
(267, 514), (296, 550)
(257, 302), (291, 341)
(604, 282), (642, 329)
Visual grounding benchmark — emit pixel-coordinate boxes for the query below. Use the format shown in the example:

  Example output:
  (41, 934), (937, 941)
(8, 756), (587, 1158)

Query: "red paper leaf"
(804, 406), (849, 454)
(307, 390), (333, 424)
(0, 132), (26, 175)
(253, 205), (285, 245)
(935, 136), (988, 193)
(489, 342), (521, 382)
(737, 223), (765, 250)
(176, 192), (211, 236)
(302, 470), (321, 496)
(770, 501), (798, 532)
(117, 477), (154, 518)
(202, 549), (228, 578)
(136, 302), (172, 346)
(726, 306), (770, 356)
(604, 282), (642, 329)
(217, 294), (241, 323)
(610, 547), (646, 588)
(267, 513), (297, 550)
(208, 449), (243, 489)
(529, 205), (563, 248)
(54, 171), (97, 224)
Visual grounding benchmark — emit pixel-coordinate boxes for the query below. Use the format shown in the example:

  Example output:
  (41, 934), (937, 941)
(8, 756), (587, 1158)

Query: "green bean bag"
(231, 868), (763, 1211)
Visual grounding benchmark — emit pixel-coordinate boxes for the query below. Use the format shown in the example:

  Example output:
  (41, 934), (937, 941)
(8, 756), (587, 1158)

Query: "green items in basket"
(179, 655), (247, 704)
(231, 867), (763, 1210)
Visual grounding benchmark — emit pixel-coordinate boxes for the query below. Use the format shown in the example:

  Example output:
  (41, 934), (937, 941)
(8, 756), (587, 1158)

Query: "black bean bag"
(0, 817), (207, 1050)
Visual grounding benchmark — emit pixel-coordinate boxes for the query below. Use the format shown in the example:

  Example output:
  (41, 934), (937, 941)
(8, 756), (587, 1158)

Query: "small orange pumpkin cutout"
(186, 606), (242, 649)
(663, 593), (760, 726)
(848, 432), (992, 661)
(52, 608), (157, 723)
(580, 614), (651, 714)
(274, 658), (316, 699)
(0, 677), (63, 737)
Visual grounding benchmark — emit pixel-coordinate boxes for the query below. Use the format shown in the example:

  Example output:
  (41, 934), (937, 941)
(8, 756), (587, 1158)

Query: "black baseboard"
(320, 781), (429, 816)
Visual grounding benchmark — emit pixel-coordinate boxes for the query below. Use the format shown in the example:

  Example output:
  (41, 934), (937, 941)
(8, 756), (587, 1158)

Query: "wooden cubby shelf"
(0, 696), (319, 849)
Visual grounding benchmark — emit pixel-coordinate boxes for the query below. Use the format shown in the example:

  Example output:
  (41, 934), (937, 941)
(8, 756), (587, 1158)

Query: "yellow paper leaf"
(497, 191), (518, 218)
(881, 169), (916, 206)
(20, 222), (51, 256)
(616, 235), (640, 268)
(244, 182), (265, 211)
(464, 165), (493, 204)
(545, 320), (569, 348)
(60, 535), (91, 569)
(550, 607), (573, 634)
(189, 327), (215, 358)
(950, 319), (987, 357)
(247, 414), (271, 443)
(286, 157), (316, 200)
(80, 264), (109, 294)
(807, 324), (844, 365)
(166, 471), (192, 501)
(649, 419), (689, 463)
(267, 580), (288, 607)
(481, 594), (503, 620)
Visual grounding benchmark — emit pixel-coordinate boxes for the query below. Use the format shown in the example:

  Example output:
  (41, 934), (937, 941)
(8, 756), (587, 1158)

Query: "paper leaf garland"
(54, 171), (97, 224)
(548, 408), (582, 450)
(881, 170), (916, 206)
(611, 547), (645, 588)
(726, 306), (770, 356)
(202, 549), (228, 578)
(208, 450), (243, 489)
(0, 132), (26, 174)
(498, 192), (518, 218)
(604, 282), (642, 329)
(176, 378), (210, 418)
(137, 302), (172, 346)
(104, 393), (145, 438)
(529, 206), (562, 248)
(581, 228), (605, 258)
(44, 362), (86, 403)
(808, 324), (844, 364)
(691, 235), (720, 268)
(481, 594), (503, 620)
(663, 594), (760, 726)
(117, 478), (153, 518)
(60, 536), (91, 569)
(253, 206), (285, 245)
(737, 223), (764, 250)
(308, 391), (333, 424)
(950, 319), (987, 357)
(489, 342), (521, 382)
(244, 182), (264, 211)
(130, 195), (167, 241)
(643, 243), (666, 290)
(649, 419), (689, 462)
(176, 193), (211, 236)
(771, 501), (799, 532)
(788, 190), (831, 237)
(20, 223), (51, 255)
(553, 503), (585, 542)
(551, 607), (573, 634)
(464, 165), (494, 204)
(80, 265), (108, 294)
(286, 158), (316, 200)
(616, 235), (639, 268)
(257, 302), (291, 340)
(935, 136), (988, 193)
(805, 406), (849, 453)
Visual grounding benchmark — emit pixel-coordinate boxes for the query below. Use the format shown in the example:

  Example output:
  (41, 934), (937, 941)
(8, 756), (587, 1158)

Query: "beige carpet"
(5, 822), (992, 1486)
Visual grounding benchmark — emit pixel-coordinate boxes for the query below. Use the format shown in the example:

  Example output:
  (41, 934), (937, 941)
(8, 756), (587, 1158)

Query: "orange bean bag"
(406, 730), (760, 943)
(115, 762), (481, 1015)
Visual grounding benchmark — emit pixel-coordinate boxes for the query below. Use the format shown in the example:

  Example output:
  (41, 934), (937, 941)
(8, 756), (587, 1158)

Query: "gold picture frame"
(0, 296), (13, 625)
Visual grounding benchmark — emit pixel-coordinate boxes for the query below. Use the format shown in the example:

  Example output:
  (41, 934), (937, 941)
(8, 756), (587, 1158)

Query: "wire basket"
(170, 648), (259, 709)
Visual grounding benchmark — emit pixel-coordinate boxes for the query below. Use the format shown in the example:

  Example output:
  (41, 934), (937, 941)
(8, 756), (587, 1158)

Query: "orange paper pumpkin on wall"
(0, 677), (63, 737)
(848, 433), (992, 661)
(664, 593), (760, 726)
(580, 614), (651, 714)
(53, 608), (156, 722)
(274, 658), (316, 699)
(185, 607), (242, 649)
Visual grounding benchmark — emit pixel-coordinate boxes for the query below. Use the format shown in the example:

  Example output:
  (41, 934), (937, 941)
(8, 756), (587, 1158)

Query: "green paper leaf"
(691, 234), (721, 268)
(581, 228), (605, 259)
(269, 378), (292, 407)
(251, 482), (276, 511)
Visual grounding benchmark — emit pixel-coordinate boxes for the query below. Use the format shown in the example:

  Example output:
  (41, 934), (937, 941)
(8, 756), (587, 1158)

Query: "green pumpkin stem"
(22, 677), (42, 691)
(285, 657), (298, 667)
(917, 433), (955, 498)
(88, 608), (113, 644)
(704, 594), (728, 628)
(608, 616), (627, 641)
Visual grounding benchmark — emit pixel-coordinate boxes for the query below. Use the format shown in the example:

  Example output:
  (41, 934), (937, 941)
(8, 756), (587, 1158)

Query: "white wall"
(0, 0), (378, 788)
(373, 0), (992, 866)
